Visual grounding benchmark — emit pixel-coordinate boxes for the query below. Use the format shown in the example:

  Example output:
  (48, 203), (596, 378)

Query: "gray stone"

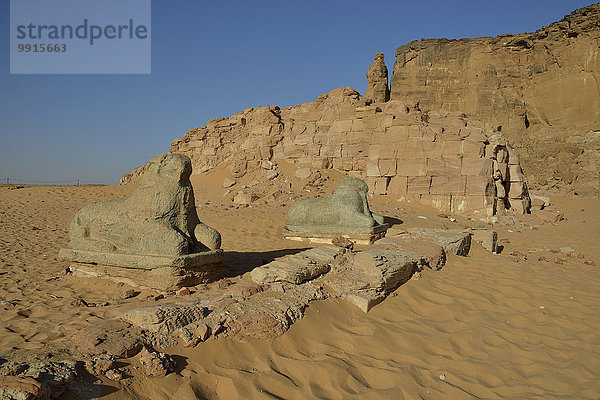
(286, 177), (387, 234)
(59, 153), (223, 270)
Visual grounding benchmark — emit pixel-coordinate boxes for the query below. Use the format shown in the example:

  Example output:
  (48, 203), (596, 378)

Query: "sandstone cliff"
(130, 87), (531, 219)
(390, 3), (600, 195)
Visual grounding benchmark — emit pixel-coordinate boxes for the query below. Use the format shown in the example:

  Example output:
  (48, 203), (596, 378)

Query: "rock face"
(158, 87), (530, 218)
(364, 53), (390, 103)
(390, 4), (600, 195)
(60, 153), (224, 289)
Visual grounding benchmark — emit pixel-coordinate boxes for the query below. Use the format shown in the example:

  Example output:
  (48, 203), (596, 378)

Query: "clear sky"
(0, 0), (595, 184)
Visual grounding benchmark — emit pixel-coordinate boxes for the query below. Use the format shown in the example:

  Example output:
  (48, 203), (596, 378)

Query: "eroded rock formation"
(390, 4), (600, 194)
(365, 52), (390, 103)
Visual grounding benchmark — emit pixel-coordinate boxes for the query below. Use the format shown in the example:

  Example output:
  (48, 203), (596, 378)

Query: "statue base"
(284, 224), (389, 245)
(68, 262), (226, 291)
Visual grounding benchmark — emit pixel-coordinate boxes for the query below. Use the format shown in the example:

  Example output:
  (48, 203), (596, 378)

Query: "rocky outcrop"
(390, 4), (600, 194)
(364, 53), (390, 103)
(160, 87), (530, 218)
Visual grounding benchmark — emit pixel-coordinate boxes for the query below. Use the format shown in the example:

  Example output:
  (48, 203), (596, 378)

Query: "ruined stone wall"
(390, 4), (600, 194)
(167, 87), (530, 218)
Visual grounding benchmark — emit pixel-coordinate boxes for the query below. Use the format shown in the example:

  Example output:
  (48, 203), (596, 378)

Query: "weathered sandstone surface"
(390, 4), (600, 194)
(365, 52), (390, 103)
(145, 87), (531, 218)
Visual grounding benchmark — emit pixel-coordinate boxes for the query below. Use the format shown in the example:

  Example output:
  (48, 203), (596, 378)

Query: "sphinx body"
(287, 177), (385, 233)
(61, 153), (222, 270)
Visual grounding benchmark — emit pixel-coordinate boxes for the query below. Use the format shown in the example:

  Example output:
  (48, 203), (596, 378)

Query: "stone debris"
(471, 228), (498, 253)
(121, 289), (139, 300)
(403, 228), (472, 256)
(60, 153), (224, 291)
(84, 355), (116, 376)
(0, 361), (76, 400)
(138, 347), (176, 377)
(250, 246), (344, 285)
(72, 319), (145, 358)
(120, 303), (208, 335)
(106, 227), (473, 350)
(584, 260), (596, 266)
(105, 369), (125, 381)
(233, 191), (258, 205)
(326, 249), (417, 312)
(222, 178), (236, 188)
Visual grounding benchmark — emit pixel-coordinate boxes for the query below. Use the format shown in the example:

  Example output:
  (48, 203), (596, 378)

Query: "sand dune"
(1, 182), (599, 399)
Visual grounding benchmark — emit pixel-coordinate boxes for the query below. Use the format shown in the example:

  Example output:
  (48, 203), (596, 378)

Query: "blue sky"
(0, 0), (594, 184)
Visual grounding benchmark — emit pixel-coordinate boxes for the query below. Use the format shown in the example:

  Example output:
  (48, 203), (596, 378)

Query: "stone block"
(420, 194), (452, 212)
(373, 177), (390, 195)
(353, 157), (368, 171)
(426, 158), (446, 176)
(320, 144), (343, 158)
(342, 144), (365, 158)
(495, 181), (506, 198)
(430, 176), (466, 195)
(508, 198), (530, 214)
(466, 176), (495, 196)
(496, 162), (508, 181)
(461, 157), (493, 176)
(329, 119), (353, 134)
(250, 247), (339, 285)
(471, 229), (498, 253)
(407, 177), (431, 195)
(444, 156), (462, 175)
(461, 140), (485, 157)
(508, 181), (527, 199)
(507, 146), (521, 165)
(421, 127), (438, 142)
(385, 126), (408, 143)
(379, 159), (397, 176)
(441, 140), (461, 156)
(408, 125), (422, 140)
(397, 159), (427, 176)
(387, 176), (408, 196)
(333, 157), (354, 171)
(351, 119), (366, 131)
(508, 164), (525, 182)
(366, 160), (381, 177)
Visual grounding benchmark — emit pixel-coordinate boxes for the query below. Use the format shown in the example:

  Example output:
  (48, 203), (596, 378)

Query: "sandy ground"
(1, 178), (599, 399)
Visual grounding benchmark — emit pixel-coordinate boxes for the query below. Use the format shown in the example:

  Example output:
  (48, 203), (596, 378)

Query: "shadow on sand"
(224, 248), (309, 277)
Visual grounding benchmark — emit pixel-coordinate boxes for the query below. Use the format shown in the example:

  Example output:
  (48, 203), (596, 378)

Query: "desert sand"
(1, 169), (599, 399)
